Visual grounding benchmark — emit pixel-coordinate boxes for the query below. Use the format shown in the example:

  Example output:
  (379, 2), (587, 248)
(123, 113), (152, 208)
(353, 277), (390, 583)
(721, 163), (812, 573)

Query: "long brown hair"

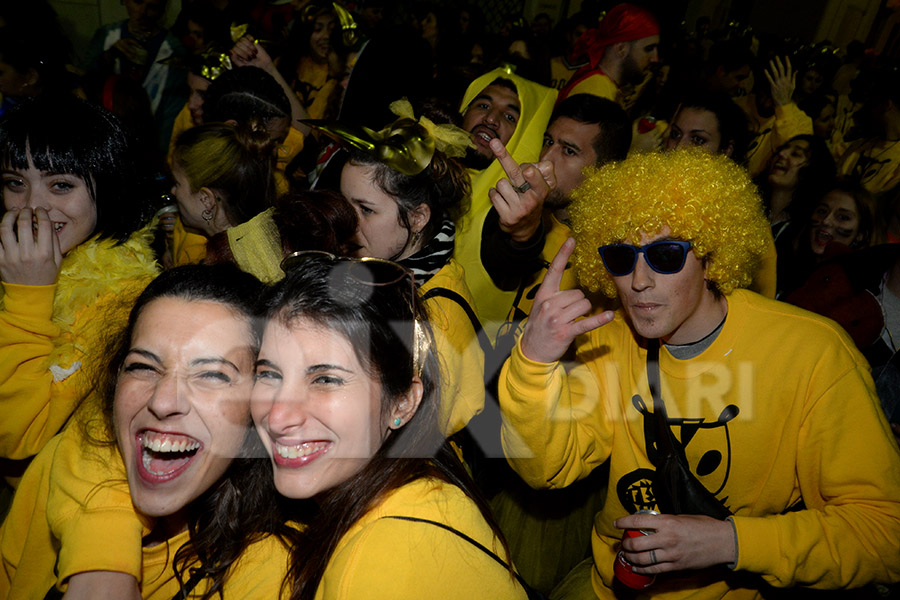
(259, 255), (512, 600)
(96, 265), (299, 599)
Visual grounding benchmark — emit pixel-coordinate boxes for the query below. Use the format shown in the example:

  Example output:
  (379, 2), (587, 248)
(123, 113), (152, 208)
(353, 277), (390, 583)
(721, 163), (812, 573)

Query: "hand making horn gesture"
(488, 137), (556, 243)
(520, 238), (615, 364)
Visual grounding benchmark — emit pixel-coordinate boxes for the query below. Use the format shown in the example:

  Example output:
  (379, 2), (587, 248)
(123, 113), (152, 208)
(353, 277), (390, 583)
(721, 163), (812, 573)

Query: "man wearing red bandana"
(557, 3), (660, 107)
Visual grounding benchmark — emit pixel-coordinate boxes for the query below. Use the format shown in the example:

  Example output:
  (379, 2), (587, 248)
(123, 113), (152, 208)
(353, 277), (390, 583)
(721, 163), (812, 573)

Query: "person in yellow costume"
(482, 94), (632, 347)
(735, 56), (813, 177)
(499, 150), (900, 599)
(456, 66), (557, 343)
(0, 97), (159, 480)
(475, 93), (632, 594)
(320, 100), (486, 437)
(556, 3), (660, 107)
(166, 49), (226, 163)
(251, 253), (530, 599)
(167, 40), (312, 266)
(0, 265), (296, 599)
(836, 70), (900, 195)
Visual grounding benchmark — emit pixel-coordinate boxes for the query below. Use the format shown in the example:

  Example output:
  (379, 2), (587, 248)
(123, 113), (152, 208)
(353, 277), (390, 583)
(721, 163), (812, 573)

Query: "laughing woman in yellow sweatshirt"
(0, 96), (159, 473)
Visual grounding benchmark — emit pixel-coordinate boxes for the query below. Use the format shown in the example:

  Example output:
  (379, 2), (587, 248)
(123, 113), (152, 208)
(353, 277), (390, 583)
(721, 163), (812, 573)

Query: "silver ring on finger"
(514, 181), (531, 194)
(649, 549), (658, 565)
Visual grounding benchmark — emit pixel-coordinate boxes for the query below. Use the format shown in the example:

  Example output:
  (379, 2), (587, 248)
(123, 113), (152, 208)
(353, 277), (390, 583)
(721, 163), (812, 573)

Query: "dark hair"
(759, 134), (836, 221)
(820, 177), (876, 249)
(202, 190), (360, 264)
(275, 190), (360, 255)
(488, 76), (518, 97)
(675, 90), (751, 162)
(345, 110), (471, 258)
(97, 264), (294, 600)
(0, 28), (70, 92)
(798, 93), (835, 125)
(202, 67), (291, 127)
(708, 39), (754, 74)
(549, 94), (631, 165)
(0, 95), (150, 244)
(261, 256), (510, 600)
(173, 123), (277, 225)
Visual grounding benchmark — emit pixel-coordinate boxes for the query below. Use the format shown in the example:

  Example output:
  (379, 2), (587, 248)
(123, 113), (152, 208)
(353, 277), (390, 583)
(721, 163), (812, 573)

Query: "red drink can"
(613, 510), (658, 590)
(637, 116), (657, 133)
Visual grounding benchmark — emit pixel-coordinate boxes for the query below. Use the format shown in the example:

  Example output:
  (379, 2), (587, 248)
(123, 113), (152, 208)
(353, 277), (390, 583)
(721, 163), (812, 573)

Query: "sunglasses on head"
(279, 250), (428, 376)
(597, 240), (693, 276)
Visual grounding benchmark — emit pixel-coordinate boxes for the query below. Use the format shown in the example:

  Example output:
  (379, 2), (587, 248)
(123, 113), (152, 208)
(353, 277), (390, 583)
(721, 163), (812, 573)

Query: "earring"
(202, 208), (214, 222)
(393, 417), (402, 427)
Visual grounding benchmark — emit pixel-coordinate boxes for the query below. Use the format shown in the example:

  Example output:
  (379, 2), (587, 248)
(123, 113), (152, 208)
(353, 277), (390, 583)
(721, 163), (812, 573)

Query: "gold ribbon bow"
(305, 99), (474, 176)
(388, 99), (474, 159)
(199, 50), (232, 81)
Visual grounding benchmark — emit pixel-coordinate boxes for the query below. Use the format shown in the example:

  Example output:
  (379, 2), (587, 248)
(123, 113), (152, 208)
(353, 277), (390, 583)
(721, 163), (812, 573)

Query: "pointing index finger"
(541, 237), (575, 296)
(490, 138), (525, 188)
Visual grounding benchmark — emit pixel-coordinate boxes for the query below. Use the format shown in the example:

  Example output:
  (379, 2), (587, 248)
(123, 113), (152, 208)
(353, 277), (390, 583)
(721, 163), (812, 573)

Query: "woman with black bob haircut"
(0, 95), (159, 467)
(0, 95), (150, 243)
(1, 264), (298, 598)
(252, 253), (529, 599)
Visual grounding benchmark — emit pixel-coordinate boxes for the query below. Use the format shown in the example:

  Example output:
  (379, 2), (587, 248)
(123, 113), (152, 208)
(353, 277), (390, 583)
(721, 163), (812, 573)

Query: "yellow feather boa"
(1, 223), (161, 387)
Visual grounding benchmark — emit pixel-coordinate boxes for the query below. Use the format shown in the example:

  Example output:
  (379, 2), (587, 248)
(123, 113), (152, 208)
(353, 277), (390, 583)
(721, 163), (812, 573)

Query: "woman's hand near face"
(0, 207), (63, 286)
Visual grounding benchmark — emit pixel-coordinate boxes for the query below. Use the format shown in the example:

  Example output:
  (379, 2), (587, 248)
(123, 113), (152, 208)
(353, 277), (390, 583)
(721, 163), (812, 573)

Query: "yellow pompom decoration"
(568, 150), (770, 298)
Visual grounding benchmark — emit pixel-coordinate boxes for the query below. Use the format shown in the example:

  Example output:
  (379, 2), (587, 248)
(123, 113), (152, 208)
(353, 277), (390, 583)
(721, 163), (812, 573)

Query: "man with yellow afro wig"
(498, 150), (900, 599)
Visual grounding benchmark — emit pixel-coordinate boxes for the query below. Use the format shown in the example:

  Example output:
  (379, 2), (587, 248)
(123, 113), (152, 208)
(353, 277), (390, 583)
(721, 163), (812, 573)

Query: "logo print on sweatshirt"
(616, 394), (738, 513)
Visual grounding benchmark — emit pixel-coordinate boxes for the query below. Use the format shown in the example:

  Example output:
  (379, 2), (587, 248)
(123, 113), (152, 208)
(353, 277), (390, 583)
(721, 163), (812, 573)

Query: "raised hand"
(519, 238), (614, 363)
(488, 137), (556, 243)
(231, 35), (273, 70)
(765, 56), (796, 107)
(0, 207), (63, 286)
(615, 512), (737, 574)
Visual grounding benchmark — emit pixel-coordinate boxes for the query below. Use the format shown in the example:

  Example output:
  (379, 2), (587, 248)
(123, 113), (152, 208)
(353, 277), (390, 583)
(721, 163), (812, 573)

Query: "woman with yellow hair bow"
(321, 99), (488, 437)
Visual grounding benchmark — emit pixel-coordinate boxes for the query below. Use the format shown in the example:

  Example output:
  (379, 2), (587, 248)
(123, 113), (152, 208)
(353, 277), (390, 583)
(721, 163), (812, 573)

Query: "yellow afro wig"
(568, 150), (770, 298)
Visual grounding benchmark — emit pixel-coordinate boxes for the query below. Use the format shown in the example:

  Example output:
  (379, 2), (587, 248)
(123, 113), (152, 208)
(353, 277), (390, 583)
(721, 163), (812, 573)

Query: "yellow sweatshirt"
(0, 420), (290, 598)
(0, 229), (158, 463)
(735, 98), (812, 177)
(836, 137), (900, 195)
(314, 477), (528, 600)
(421, 259), (487, 436)
(499, 289), (900, 598)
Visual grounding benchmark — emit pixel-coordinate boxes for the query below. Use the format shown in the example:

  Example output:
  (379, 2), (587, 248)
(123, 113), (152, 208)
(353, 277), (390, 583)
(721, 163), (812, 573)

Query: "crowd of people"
(0, 0), (899, 599)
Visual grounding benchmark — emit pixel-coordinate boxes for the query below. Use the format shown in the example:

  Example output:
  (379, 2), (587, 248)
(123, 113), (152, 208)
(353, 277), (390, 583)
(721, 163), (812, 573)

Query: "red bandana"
(575, 3), (660, 67)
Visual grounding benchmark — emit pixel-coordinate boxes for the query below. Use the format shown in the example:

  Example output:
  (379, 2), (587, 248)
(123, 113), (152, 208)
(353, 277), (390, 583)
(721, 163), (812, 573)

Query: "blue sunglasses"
(598, 240), (693, 276)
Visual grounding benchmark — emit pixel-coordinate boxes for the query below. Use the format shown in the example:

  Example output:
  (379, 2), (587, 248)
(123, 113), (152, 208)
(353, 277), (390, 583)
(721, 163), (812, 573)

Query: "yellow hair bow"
(332, 2), (359, 48)
(388, 98), (475, 159)
(199, 51), (232, 82)
(305, 100), (474, 176)
(306, 117), (433, 176)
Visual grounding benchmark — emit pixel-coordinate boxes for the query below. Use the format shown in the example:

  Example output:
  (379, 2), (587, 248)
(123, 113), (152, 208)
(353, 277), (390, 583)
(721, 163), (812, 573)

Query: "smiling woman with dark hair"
(0, 264), (298, 599)
(0, 96), (159, 467)
(252, 253), (529, 600)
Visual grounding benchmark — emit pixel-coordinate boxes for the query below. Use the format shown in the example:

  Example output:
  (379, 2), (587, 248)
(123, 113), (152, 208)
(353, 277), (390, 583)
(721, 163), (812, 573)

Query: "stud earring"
(393, 417), (402, 427)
